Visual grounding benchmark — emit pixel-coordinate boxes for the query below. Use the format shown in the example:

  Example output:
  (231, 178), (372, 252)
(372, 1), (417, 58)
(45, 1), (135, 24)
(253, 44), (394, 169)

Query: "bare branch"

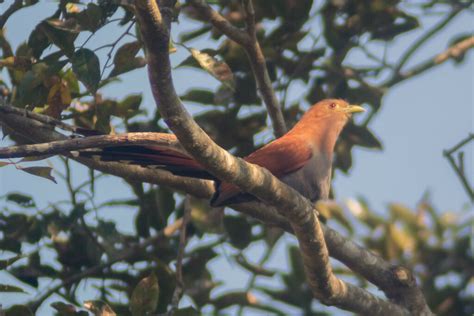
(388, 7), (462, 86)
(188, 0), (287, 137)
(0, 0), (23, 29)
(167, 196), (192, 315)
(444, 133), (474, 202)
(385, 35), (474, 87)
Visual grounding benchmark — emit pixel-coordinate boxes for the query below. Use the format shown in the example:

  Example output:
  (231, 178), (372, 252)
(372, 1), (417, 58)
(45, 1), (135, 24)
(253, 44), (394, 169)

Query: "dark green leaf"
(130, 272), (160, 316)
(5, 192), (35, 208)
(4, 305), (33, 316)
(75, 3), (103, 32)
(20, 166), (57, 183)
(0, 255), (25, 270)
(51, 302), (89, 316)
(181, 89), (215, 105)
(223, 215), (252, 249)
(71, 48), (101, 93)
(0, 284), (26, 293)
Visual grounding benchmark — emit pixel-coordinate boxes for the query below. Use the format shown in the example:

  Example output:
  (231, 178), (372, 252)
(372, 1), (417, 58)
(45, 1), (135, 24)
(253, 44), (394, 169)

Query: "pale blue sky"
(0, 2), (473, 315)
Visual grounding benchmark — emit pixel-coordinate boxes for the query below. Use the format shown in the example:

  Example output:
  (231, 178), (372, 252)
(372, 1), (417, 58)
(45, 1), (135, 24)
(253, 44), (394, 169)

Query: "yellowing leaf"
(130, 272), (159, 316)
(84, 300), (116, 316)
(190, 48), (235, 91)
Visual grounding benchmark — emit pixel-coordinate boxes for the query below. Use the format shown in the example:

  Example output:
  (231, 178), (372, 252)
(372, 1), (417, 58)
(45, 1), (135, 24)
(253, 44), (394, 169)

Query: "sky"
(0, 1), (473, 315)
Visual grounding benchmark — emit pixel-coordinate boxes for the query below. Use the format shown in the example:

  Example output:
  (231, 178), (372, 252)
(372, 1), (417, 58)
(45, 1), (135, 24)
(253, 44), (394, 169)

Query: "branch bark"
(133, 1), (415, 314)
(188, 0), (287, 137)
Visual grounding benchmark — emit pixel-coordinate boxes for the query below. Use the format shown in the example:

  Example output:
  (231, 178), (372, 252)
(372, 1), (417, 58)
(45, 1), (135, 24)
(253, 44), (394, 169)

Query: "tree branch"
(188, 0), (287, 137)
(388, 6), (462, 86)
(0, 0), (24, 29)
(385, 35), (474, 87)
(133, 1), (415, 314)
(0, 105), (429, 314)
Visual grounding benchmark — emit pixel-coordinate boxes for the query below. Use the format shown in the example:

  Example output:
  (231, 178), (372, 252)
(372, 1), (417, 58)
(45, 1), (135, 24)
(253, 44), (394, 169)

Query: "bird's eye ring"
(329, 103), (337, 109)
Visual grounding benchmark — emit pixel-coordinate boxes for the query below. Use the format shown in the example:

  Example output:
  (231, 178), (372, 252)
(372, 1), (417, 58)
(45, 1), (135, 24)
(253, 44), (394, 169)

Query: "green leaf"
(115, 94), (142, 118)
(174, 307), (200, 316)
(83, 300), (116, 316)
(20, 166), (57, 183)
(0, 254), (25, 270)
(4, 305), (33, 316)
(40, 20), (78, 56)
(223, 215), (252, 249)
(0, 283), (27, 293)
(109, 41), (145, 77)
(75, 3), (103, 32)
(181, 89), (215, 105)
(130, 272), (160, 316)
(51, 302), (89, 316)
(71, 48), (101, 93)
(5, 192), (36, 208)
(344, 123), (382, 149)
(190, 48), (235, 91)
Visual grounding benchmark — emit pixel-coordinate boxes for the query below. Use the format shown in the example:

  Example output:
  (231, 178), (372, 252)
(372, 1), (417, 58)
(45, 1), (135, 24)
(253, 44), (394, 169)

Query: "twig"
(0, 0), (23, 28)
(167, 196), (192, 315)
(28, 217), (185, 311)
(386, 36), (474, 87)
(443, 133), (474, 202)
(388, 7), (462, 85)
(188, 0), (287, 137)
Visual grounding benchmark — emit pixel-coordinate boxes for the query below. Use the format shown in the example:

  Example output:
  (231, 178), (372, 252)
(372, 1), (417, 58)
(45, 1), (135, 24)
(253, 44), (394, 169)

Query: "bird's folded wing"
(211, 137), (313, 206)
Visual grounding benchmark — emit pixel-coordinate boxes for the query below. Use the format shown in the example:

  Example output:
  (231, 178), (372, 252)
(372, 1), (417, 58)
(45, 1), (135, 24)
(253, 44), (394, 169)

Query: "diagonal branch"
(188, 0), (287, 137)
(388, 6), (462, 85)
(133, 1), (415, 314)
(0, 105), (427, 314)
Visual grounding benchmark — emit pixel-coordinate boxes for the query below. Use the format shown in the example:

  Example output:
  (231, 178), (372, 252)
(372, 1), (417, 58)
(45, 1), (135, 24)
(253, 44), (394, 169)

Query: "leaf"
(0, 161), (11, 167)
(174, 307), (200, 316)
(20, 166), (57, 183)
(40, 20), (78, 56)
(130, 272), (160, 316)
(4, 305), (33, 316)
(343, 123), (382, 149)
(109, 41), (145, 77)
(51, 302), (89, 316)
(115, 94), (142, 118)
(45, 80), (72, 118)
(83, 300), (116, 316)
(0, 283), (27, 293)
(181, 89), (215, 105)
(5, 192), (36, 208)
(71, 48), (101, 93)
(75, 3), (103, 32)
(0, 254), (25, 269)
(190, 48), (235, 90)
(223, 215), (252, 249)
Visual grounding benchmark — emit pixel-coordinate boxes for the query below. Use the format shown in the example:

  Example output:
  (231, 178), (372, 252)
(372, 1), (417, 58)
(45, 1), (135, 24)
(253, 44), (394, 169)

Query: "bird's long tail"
(79, 145), (215, 180)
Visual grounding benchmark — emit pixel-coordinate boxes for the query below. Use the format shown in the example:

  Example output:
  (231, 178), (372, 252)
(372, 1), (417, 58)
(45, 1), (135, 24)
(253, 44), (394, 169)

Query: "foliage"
(0, 0), (472, 315)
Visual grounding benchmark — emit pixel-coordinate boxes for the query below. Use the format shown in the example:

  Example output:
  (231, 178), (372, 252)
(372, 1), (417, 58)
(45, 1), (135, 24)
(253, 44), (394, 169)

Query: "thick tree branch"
(188, 0), (287, 137)
(0, 105), (431, 314)
(133, 1), (414, 314)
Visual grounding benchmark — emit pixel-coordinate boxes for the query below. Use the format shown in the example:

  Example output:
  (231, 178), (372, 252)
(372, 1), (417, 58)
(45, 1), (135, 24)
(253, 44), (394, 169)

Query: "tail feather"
(79, 145), (215, 180)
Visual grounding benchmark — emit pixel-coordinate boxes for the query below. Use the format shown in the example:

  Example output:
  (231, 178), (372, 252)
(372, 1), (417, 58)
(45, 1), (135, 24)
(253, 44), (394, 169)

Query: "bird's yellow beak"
(345, 105), (366, 113)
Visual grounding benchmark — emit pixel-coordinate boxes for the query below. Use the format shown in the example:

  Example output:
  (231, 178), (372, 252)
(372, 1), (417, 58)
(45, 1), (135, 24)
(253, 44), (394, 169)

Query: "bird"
(80, 99), (365, 206)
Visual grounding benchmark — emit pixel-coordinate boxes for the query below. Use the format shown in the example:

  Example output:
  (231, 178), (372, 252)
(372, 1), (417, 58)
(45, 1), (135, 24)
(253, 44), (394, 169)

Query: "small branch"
(386, 36), (474, 86)
(0, 0), (23, 28)
(167, 196), (192, 315)
(392, 7), (462, 75)
(443, 133), (474, 202)
(188, 0), (287, 137)
(28, 217), (185, 311)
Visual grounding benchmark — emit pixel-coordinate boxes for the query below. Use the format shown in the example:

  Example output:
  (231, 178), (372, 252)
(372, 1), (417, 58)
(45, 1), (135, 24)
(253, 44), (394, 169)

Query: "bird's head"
(307, 99), (365, 121)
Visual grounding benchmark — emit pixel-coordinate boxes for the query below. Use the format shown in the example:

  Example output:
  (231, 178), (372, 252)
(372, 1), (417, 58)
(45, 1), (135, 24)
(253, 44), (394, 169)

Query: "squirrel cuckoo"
(81, 99), (365, 206)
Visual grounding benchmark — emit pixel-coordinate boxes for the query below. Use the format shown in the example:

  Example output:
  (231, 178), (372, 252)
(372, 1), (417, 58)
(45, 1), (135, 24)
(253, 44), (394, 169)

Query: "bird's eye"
(329, 103), (337, 109)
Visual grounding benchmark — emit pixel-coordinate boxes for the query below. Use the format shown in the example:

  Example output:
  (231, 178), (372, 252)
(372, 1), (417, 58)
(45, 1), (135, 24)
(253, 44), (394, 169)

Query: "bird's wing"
(211, 137), (312, 206)
(80, 145), (214, 179)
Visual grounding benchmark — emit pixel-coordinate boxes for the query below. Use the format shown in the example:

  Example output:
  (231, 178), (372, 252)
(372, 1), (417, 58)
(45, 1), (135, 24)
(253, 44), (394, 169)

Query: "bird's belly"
(280, 159), (331, 202)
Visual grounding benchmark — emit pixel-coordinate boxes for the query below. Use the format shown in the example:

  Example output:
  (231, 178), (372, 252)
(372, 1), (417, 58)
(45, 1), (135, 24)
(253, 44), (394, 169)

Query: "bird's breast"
(279, 153), (331, 202)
